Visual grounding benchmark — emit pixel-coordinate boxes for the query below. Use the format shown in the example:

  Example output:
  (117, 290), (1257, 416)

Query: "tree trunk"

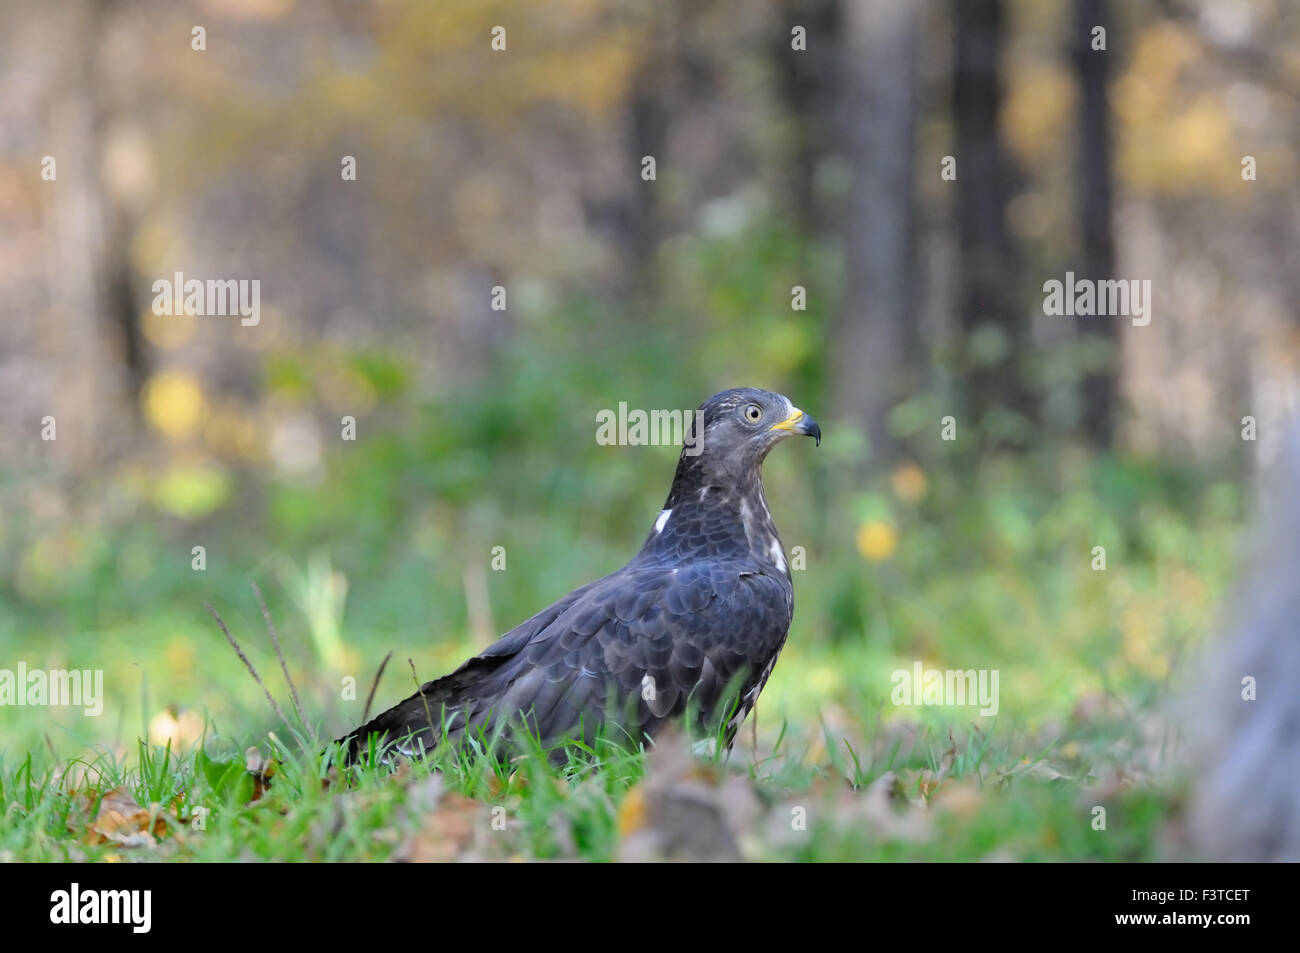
(832, 0), (919, 468)
(952, 0), (1028, 440)
(773, 0), (841, 236)
(1073, 0), (1118, 448)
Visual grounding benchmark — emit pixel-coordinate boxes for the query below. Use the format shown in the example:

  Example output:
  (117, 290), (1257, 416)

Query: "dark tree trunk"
(772, 0), (841, 236)
(102, 211), (146, 406)
(952, 0), (1028, 439)
(94, 0), (148, 418)
(1073, 0), (1118, 448)
(45, 0), (147, 465)
(611, 2), (694, 304)
(832, 0), (919, 467)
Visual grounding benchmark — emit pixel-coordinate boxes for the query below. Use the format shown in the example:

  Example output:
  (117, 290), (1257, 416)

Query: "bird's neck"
(639, 456), (785, 570)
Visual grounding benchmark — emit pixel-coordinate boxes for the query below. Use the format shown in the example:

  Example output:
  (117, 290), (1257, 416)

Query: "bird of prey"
(339, 387), (820, 762)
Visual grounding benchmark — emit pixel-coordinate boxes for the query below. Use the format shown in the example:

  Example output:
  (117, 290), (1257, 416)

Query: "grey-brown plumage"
(338, 388), (820, 762)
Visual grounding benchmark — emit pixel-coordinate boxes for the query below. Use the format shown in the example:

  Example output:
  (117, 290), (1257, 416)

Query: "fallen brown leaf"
(84, 786), (175, 848)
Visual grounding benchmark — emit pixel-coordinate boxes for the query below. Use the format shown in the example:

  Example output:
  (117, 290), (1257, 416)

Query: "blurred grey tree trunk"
(1072, 0), (1118, 448)
(611, 2), (693, 304)
(46, 0), (145, 468)
(623, 61), (668, 287)
(952, 0), (1028, 440)
(774, 0), (841, 237)
(94, 10), (147, 421)
(832, 0), (919, 467)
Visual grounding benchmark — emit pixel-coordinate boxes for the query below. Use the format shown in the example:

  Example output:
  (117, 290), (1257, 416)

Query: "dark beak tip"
(804, 417), (822, 447)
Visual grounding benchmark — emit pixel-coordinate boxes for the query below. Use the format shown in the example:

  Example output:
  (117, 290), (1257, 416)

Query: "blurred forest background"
(1, 0), (1296, 824)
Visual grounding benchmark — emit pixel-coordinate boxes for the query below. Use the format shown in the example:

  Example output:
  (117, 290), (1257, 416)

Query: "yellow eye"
(744, 404), (763, 423)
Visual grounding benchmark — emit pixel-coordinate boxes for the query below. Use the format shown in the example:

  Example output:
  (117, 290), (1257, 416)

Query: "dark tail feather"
(334, 655), (510, 764)
(336, 689), (443, 764)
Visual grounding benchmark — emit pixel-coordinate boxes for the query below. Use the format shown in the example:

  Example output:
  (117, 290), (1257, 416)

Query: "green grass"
(0, 426), (1238, 860)
(0, 694), (1185, 862)
(0, 428), (1236, 861)
(0, 295), (1245, 860)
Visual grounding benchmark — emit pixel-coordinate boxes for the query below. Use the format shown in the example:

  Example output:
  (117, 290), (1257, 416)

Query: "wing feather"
(339, 560), (793, 760)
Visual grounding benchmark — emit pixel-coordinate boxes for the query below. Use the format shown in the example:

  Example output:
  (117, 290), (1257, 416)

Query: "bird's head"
(683, 387), (821, 481)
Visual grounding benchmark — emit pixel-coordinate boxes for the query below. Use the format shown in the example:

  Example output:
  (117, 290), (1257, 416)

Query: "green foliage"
(0, 216), (1243, 860)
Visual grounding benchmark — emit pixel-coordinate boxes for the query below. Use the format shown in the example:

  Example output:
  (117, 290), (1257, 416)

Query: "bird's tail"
(334, 655), (509, 764)
(335, 689), (444, 764)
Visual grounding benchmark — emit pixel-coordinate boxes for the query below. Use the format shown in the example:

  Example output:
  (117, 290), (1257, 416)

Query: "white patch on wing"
(655, 509), (672, 533)
(699, 487), (709, 500)
(739, 499), (755, 545)
(770, 538), (787, 574)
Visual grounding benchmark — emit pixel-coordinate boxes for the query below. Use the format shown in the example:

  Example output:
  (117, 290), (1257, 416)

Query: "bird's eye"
(744, 404), (763, 423)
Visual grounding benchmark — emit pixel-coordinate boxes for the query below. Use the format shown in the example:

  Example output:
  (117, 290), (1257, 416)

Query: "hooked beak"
(770, 406), (822, 447)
